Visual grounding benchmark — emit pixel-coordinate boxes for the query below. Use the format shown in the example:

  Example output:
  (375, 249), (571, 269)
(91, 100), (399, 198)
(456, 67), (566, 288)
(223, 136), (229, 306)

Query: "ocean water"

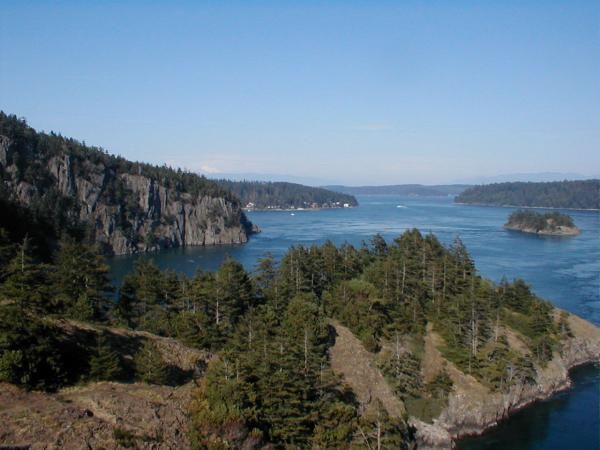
(108, 195), (600, 449)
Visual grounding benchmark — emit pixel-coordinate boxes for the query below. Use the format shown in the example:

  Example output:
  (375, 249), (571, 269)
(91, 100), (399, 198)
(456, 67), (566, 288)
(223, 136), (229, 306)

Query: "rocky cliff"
(0, 113), (255, 255)
(411, 312), (600, 450)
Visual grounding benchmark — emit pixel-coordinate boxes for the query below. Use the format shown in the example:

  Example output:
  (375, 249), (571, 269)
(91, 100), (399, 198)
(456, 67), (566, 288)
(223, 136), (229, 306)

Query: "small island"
(504, 210), (580, 236)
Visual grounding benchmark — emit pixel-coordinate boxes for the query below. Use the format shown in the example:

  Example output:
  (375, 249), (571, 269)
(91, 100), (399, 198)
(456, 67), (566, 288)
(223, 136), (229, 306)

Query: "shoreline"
(414, 359), (599, 450)
(412, 313), (600, 450)
(504, 224), (581, 236)
(451, 360), (598, 446)
(244, 206), (358, 212)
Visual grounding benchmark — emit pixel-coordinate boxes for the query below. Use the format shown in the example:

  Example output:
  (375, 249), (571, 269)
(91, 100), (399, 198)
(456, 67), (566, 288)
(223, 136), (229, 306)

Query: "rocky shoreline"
(504, 223), (580, 236)
(411, 313), (600, 450)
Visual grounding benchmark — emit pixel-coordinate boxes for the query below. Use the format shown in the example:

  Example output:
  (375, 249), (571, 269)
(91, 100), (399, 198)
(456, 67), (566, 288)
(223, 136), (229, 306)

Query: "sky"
(1, 0), (599, 185)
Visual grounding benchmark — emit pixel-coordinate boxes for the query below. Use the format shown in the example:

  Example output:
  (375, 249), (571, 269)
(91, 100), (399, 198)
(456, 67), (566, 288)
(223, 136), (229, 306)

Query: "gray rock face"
(0, 135), (10, 166)
(0, 135), (251, 255)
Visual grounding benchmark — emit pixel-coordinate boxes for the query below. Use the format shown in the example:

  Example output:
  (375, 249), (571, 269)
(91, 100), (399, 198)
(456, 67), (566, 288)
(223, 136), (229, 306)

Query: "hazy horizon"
(1, 1), (599, 185)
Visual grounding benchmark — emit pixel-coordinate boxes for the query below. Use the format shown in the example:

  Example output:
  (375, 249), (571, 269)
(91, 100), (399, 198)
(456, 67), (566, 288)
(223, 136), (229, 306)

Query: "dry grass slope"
(328, 319), (405, 418)
(0, 321), (212, 450)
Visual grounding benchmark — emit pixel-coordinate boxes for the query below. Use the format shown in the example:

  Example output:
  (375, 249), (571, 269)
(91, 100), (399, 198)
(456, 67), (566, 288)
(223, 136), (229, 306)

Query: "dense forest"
(0, 112), (253, 255)
(324, 184), (469, 197)
(0, 210), (573, 447)
(455, 180), (600, 210)
(505, 210), (578, 234)
(215, 179), (358, 209)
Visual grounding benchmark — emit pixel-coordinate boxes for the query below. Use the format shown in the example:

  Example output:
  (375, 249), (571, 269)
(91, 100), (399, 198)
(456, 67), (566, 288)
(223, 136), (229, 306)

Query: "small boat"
(396, 205), (407, 209)
(290, 213), (295, 216)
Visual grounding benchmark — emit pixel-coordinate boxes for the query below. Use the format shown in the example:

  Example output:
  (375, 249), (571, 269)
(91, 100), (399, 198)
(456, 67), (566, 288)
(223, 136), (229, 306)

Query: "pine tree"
(0, 237), (49, 313)
(116, 258), (169, 332)
(88, 336), (123, 381)
(134, 340), (168, 385)
(0, 228), (15, 280)
(356, 400), (409, 450)
(212, 258), (253, 331)
(0, 304), (67, 390)
(52, 238), (113, 320)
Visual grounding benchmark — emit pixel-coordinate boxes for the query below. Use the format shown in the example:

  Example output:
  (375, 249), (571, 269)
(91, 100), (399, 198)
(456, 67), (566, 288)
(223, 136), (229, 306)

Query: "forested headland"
(1, 218), (597, 448)
(455, 180), (600, 210)
(505, 210), (580, 236)
(0, 112), (254, 256)
(215, 179), (358, 210)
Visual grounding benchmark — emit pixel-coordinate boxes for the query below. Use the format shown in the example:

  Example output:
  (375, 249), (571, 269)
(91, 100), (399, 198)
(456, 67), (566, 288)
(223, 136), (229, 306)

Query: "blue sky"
(1, 1), (598, 185)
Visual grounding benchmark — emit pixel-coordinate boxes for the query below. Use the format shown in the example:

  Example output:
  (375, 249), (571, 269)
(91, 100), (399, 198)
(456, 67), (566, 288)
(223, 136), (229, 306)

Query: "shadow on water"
(456, 363), (600, 450)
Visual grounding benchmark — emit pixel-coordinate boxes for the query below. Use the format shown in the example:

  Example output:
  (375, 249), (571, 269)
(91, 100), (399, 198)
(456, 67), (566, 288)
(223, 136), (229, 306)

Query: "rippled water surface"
(109, 195), (600, 449)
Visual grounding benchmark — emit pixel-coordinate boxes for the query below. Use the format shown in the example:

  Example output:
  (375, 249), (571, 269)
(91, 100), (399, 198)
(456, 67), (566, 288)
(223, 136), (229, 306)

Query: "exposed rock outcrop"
(0, 381), (195, 449)
(0, 131), (254, 255)
(504, 223), (580, 236)
(0, 321), (211, 450)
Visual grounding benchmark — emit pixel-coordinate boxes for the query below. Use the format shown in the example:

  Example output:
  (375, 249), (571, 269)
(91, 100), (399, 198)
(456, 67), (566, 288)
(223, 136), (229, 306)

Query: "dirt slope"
(0, 321), (211, 450)
(0, 381), (194, 450)
(328, 320), (405, 418)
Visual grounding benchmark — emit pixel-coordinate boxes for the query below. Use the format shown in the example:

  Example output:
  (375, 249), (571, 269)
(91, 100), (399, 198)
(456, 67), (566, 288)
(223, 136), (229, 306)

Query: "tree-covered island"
(505, 210), (580, 236)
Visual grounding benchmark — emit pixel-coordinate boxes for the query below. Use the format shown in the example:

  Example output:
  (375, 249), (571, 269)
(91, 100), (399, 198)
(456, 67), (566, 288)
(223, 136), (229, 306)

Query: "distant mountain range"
(323, 184), (470, 197)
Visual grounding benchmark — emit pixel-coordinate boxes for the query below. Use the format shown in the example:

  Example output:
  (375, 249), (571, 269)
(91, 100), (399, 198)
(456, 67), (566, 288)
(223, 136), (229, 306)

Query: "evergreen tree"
(0, 304), (67, 390)
(133, 340), (168, 385)
(0, 237), (49, 313)
(116, 258), (170, 333)
(88, 335), (124, 381)
(0, 228), (15, 279)
(52, 238), (113, 320)
(356, 400), (410, 450)
(212, 257), (253, 331)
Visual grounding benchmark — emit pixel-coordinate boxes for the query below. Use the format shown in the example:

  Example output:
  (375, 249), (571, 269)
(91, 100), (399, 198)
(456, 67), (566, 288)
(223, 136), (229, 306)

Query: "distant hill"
(456, 172), (597, 184)
(455, 180), (600, 210)
(214, 179), (358, 210)
(323, 184), (469, 197)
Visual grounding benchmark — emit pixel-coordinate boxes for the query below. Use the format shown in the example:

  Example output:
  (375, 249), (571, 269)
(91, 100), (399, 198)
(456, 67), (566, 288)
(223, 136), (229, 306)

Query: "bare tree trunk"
(401, 262), (406, 297)
(431, 267), (436, 304)
(249, 320), (253, 350)
(441, 258), (447, 316)
(494, 310), (500, 343)
(357, 425), (373, 450)
(304, 328), (309, 374)
(395, 332), (401, 379)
